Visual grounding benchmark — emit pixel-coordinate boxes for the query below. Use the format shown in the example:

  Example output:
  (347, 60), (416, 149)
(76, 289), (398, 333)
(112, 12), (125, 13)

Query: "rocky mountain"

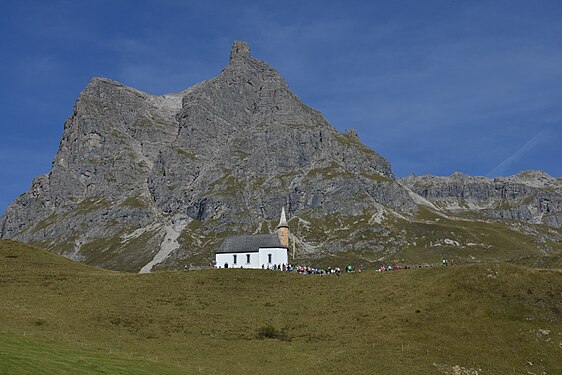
(1, 41), (561, 271)
(401, 170), (562, 227)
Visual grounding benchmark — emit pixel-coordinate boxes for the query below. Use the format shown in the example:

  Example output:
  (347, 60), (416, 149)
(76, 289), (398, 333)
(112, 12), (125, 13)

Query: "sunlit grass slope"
(1, 240), (560, 374)
(0, 334), (184, 375)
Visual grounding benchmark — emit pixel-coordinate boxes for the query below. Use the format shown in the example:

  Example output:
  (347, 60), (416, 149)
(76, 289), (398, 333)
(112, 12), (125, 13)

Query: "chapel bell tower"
(277, 207), (289, 248)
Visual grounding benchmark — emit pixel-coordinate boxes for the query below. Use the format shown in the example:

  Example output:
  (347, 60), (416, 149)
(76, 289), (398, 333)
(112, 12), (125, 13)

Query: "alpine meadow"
(1, 2), (562, 374)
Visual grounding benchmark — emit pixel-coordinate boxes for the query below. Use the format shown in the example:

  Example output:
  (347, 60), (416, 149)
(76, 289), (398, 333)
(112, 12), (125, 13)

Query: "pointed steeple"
(277, 207), (289, 229)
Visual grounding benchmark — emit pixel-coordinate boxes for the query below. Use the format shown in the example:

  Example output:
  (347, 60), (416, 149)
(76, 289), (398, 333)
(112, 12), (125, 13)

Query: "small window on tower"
(233, 254), (237, 264)
(246, 254), (251, 264)
(268, 254), (272, 263)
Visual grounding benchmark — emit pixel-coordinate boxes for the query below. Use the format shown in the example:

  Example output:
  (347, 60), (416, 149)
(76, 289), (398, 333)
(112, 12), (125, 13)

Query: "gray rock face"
(0, 41), (417, 271)
(401, 170), (562, 228)
(2, 42), (560, 270)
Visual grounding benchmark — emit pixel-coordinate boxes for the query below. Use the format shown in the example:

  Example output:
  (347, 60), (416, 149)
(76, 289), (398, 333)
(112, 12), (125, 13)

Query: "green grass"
(0, 334), (185, 375)
(335, 132), (385, 159)
(389, 207), (559, 266)
(26, 212), (59, 235)
(170, 145), (197, 160)
(0, 240), (560, 374)
(120, 196), (150, 209)
(360, 171), (393, 182)
(79, 228), (163, 271)
(257, 206), (561, 270)
(70, 197), (111, 218)
(305, 161), (354, 179)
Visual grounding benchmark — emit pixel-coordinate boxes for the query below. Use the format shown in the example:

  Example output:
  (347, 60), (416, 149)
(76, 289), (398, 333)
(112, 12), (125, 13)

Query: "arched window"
(268, 253), (272, 263)
(233, 254), (237, 264)
(246, 254), (251, 263)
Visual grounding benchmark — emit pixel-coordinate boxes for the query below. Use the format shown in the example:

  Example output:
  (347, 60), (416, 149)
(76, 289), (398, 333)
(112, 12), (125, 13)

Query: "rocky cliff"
(1, 41), (561, 271)
(401, 170), (562, 228)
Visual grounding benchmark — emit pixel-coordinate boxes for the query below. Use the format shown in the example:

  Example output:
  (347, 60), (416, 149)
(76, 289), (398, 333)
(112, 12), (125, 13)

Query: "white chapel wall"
(215, 248), (288, 269)
(258, 247), (288, 268)
(216, 252), (260, 269)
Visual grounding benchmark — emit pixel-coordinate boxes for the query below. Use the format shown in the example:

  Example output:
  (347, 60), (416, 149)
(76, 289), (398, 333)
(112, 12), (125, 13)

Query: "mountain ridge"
(400, 169), (562, 227)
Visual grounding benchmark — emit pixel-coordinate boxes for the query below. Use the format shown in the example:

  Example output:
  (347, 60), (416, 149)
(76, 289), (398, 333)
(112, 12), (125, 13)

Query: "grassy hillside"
(289, 207), (562, 270)
(0, 334), (184, 375)
(1, 240), (560, 374)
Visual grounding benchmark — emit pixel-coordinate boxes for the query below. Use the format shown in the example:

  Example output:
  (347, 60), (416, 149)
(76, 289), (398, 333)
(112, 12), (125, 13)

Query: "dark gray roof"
(216, 234), (286, 254)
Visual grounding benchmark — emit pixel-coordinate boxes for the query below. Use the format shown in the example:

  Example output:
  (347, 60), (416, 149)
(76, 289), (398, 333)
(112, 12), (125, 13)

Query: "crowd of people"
(208, 259), (457, 274)
(376, 264), (432, 272)
(276, 259), (457, 274)
(262, 263), (358, 275)
(376, 259), (456, 272)
(290, 264), (358, 275)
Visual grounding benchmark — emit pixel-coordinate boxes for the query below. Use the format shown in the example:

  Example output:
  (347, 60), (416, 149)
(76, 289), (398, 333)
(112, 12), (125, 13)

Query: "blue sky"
(1, 0), (561, 213)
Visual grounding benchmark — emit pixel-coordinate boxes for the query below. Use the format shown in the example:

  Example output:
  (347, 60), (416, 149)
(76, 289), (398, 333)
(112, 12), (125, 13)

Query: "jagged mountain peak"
(87, 76), (126, 88)
(229, 40), (251, 62)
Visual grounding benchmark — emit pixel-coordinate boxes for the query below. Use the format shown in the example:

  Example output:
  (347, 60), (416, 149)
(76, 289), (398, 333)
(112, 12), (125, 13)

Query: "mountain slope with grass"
(1, 240), (560, 374)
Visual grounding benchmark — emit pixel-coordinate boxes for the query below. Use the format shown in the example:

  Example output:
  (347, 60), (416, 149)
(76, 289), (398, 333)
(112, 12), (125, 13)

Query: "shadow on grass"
(256, 324), (291, 341)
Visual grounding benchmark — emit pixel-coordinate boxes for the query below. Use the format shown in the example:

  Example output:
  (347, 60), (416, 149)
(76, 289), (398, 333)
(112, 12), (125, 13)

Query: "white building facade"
(215, 208), (290, 269)
(215, 246), (288, 269)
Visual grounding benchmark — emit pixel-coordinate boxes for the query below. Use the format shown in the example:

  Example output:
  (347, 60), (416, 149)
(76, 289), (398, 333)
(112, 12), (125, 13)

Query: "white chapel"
(215, 208), (290, 269)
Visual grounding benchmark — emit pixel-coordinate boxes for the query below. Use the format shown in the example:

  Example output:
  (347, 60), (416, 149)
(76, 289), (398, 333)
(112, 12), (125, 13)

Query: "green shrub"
(256, 324), (290, 341)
